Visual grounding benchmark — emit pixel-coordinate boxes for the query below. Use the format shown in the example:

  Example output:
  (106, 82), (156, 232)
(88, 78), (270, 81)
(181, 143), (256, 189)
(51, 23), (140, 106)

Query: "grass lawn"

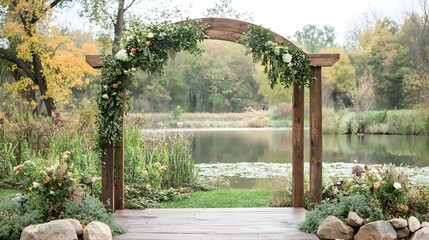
(157, 189), (272, 208)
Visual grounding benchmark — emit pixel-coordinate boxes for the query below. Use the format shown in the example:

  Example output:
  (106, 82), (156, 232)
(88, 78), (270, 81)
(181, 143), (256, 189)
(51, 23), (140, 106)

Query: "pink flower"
(373, 182), (381, 189)
(43, 176), (51, 184)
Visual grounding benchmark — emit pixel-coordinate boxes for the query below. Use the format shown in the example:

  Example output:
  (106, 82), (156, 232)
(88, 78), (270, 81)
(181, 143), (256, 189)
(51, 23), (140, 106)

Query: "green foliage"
(13, 154), (76, 221)
(238, 25), (313, 89)
(294, 24), (336, 53)
(324, 109), (429, 135)
(171, 105), (184, 120)
(97, 20), (207, 149)
(124, 125), (198, 190)
(125, 184), (189, 209)
(299, 194), (384, 234)
(0, 194), (43, 240)
(63, 194), (124, 235)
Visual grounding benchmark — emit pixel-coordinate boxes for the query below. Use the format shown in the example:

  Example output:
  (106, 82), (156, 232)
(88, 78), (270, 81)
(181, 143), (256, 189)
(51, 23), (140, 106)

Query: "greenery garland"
(238, 24), (313, 89)
(97, 20), (207, 148)
(97, 21), (313, 150)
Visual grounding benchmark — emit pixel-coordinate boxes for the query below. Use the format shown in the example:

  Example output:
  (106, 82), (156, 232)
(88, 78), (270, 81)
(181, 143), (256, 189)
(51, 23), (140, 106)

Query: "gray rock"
(421, 222), (429, 228)
(396, 227), (410, 239)
(316, 215), (354, 240)
(21, 219), (78, 240)
(408, 216), (421, 233)
(410, 227), (429, 240)
(346, 211), (364, 227)
(66, 219), (83, 236)
(354, 221), (397, 240)
(389, 218), (408, 229)
(83, 221), (112, 240)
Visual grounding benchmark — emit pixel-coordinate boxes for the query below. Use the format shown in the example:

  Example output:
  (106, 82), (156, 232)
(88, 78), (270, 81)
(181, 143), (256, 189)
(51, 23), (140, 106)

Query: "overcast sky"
(175, 0), (416, 45)
(58, 0), (418, 45)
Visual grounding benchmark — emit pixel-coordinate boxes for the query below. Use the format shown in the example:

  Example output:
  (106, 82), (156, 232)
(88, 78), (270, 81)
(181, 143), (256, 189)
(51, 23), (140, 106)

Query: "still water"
(192, 128), (429, 167)
(191, 128), (429, 188)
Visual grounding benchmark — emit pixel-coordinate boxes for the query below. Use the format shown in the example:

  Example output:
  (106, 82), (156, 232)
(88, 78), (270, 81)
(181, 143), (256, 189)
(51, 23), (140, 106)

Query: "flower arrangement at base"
(97, 19), (207, 149)
(238, 24), (313, 89)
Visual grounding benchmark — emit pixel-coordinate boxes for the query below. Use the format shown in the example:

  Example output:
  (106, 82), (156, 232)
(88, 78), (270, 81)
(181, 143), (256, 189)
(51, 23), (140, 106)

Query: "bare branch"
(124, 0), (137, 12)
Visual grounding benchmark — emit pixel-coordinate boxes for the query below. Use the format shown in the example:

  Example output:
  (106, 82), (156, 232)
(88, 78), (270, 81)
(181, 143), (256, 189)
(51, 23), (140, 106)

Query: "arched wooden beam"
(86, 18), (339, 69)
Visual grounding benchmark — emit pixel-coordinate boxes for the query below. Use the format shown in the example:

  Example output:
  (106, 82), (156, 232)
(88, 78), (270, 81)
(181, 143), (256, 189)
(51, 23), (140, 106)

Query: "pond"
(189, 128), (429, 188)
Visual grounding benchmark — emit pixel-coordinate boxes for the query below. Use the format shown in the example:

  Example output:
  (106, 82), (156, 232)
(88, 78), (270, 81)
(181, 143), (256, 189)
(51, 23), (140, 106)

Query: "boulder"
(83, 221), (112, 240)
(410, 227), (429, 240)
(354, 221), (397, 240)
(346, 212), (364, 227)
(396, 227), (410, 239)
(408, 216), (421, 233)
(389, 218), (408, 229)
(421, 222), (429, 228)
(316, 216), (354, 240)
(21, 219), (78, 240)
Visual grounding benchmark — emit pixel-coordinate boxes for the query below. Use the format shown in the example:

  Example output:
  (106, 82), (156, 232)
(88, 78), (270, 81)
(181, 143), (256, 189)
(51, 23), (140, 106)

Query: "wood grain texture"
(102, 143), (115, 212)
(292, 84), (305, 207)
(114, 112), (125, 210)
(310, 67), (323, 206)
(113, 208), (318, 240)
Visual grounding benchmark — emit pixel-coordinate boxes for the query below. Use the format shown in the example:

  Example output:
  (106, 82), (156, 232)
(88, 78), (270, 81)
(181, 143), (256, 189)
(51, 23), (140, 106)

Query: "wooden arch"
(86, 18), (339, 211)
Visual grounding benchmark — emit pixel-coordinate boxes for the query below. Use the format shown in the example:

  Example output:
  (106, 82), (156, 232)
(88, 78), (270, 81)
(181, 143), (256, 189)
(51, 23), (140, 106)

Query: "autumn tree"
(0, 0), (98, 115)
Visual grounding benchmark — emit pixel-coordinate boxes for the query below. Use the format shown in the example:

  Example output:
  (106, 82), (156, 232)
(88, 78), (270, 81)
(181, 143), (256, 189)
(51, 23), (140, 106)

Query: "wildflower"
(147, 32), (154, 38)
(130, 48), (137, 55)
(102, 94), (109, 100)
(146, 41), (152, 47)
(115, 49), (129, 61)
(46, 167), (53, 173)
(282, 53), (292, 63)
(264, 41), (273, 47)
(91, 176), (102, 183)
(12, 164), (24, 174)
(393, 182), (402, 189)
(159, 165), (167, 171)
(112, 83), (119, 89)
(142, 170), (148, 176)
(373, 181), (381, 189)
(32, 182), (40, 188)
(43, 176), (51, 184)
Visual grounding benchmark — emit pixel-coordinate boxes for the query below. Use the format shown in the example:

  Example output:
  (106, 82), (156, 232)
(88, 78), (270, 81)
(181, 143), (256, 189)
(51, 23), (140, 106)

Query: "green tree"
(294, 24), (336, 53)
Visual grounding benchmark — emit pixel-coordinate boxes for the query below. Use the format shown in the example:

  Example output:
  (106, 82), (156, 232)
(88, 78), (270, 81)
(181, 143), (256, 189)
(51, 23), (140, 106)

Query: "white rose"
(115, 49), (128, 61)
(282, 53), (292, 63)
(393, 182), (402, 189)
(102, 94), (109, 99)
(147, 32), (154, 38)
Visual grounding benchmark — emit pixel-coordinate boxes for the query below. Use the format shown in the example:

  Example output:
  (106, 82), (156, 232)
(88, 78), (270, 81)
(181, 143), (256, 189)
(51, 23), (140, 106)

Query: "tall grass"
(125, 125), (198, 189)
(323, 109), (429, 135)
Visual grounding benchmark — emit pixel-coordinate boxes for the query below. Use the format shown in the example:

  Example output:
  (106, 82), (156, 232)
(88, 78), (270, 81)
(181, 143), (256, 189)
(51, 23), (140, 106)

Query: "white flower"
(274, 47), (281, 55)
(115, 49), (128, 61)
(282, 53), (292, 63)
(393, 182), (402, 189)
(264, 41), (273, 47)
(50, 190), (55, 195)
(32, 182), (40, 188)
(147, 32), (154, 38)
(102, 94), (109, 99)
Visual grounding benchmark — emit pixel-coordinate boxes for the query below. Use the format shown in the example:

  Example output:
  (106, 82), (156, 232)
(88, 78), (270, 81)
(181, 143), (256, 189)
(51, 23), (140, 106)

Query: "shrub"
(299, 194), (384, 234)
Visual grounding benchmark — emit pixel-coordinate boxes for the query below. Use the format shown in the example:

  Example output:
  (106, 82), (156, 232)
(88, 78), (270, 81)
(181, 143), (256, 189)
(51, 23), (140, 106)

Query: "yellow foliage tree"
(0, 0), (98, 115)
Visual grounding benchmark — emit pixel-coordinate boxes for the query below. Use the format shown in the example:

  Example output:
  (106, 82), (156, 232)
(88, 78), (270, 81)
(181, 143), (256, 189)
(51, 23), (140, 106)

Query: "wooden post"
(292, 83), (305, 207)
(102, 143), (115, 212)
(114, 112), (125, 210)
(310, 67), (323, 206)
